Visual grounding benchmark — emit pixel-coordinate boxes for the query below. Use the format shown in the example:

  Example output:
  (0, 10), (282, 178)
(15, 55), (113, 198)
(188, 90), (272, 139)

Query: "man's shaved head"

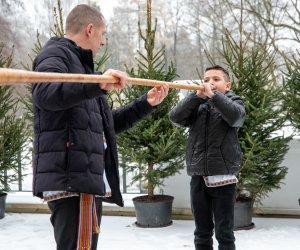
(66, 4), (105, 35)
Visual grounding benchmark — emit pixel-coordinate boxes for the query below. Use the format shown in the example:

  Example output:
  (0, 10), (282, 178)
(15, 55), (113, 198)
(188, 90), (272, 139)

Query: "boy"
(32, 4), (169, 250)
(169, 65), (246, 250)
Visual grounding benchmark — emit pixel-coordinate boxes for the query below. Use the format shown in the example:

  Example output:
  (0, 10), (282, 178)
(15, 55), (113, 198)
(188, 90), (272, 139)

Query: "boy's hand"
(147, 84), (169, 106)
(196, 83), (214, 98)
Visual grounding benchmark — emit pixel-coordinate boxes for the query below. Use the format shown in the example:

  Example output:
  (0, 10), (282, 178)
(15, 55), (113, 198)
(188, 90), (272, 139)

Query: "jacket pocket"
(186, 145), (195, 165)
(220, 131), (241, 167)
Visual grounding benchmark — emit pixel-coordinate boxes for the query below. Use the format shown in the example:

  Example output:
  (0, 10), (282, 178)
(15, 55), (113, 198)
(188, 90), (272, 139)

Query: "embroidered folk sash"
(75, 193), (100, 250)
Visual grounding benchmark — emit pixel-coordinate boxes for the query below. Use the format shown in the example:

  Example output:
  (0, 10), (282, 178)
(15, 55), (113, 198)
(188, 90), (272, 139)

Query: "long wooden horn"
(0, 68), (205, 91)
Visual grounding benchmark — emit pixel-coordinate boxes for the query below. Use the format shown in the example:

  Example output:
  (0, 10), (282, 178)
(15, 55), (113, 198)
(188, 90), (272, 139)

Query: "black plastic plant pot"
(0, 193), (7, 219)
(133, 195), (174, 228)
(234, 201), (255, 231)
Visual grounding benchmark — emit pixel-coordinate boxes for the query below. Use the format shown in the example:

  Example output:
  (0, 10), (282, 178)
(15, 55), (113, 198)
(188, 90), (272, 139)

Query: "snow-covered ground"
(0, 214), (299, 250)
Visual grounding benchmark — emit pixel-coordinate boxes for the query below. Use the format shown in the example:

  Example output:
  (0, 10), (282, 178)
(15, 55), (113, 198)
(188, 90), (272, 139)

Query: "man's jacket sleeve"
(208, 91), (246, 127)
(112, 93), (158, 134)
(32, 47), (105, 111)
(168, 92), (204, 128)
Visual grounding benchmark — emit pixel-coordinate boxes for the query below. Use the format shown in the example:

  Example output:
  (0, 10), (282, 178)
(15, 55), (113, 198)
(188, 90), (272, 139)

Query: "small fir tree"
(283, 50), (300, 134)
(108, 0), (187, 199)
(0, 43), (30, 194)
(205, 2), (291, 204)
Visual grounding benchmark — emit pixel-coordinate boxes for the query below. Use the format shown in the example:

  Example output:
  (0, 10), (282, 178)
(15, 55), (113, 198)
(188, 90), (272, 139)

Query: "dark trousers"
(190, 176), (236, 250)
(48, 196), (103, 250)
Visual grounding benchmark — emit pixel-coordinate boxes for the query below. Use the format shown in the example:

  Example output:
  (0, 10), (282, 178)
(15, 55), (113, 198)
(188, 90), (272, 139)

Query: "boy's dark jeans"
(48, 196), (102, 250)
(190, 176), (236, 250)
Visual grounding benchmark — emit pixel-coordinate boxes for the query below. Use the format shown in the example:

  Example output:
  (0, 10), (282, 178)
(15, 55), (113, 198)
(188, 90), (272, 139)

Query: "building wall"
(259, 139), (300, 210)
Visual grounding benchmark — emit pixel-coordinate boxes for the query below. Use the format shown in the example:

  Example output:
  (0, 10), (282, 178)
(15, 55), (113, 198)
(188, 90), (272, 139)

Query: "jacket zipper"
(98, 98), (123, 206)
(66, 108), (71, 190)
(205, 109), (210, 175)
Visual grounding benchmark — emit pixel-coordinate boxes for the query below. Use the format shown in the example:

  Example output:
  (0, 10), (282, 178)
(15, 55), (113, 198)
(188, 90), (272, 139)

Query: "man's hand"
(196, 83), (214, 98)
(147, 84), (169, 106)
(100, 69), (128, 90)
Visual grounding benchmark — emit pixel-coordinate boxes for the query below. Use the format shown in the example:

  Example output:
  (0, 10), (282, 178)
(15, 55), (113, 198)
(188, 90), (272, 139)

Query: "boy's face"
(204, 69), (231, 95)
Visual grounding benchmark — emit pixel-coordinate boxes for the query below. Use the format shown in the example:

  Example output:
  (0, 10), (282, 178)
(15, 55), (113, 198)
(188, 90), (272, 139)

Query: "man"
(32, 4), (169, 250)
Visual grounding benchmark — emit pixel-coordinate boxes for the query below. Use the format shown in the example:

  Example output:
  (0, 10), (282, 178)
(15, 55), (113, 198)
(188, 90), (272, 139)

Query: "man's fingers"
(164, 84), (169, 95)
(119, 71), (128, 88)
(160, 85), (166, 98)
(152, 87), (158, 94)
(123, 72), (128, 84)
(112, 71), (123, 82)
(103, 69), (114, 76)
(116, 71), (125, 86)
(160, 84), (168, 98)
(103, 69), (128, 89)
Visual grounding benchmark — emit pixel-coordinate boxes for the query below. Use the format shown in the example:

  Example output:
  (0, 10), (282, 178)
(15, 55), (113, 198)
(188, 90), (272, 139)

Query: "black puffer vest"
(32, 37), (156, 206)
(169, 91), (246, 176)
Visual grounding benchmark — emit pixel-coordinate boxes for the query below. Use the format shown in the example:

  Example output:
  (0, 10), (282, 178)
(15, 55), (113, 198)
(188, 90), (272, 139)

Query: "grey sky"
(99, 0), (119, 19)
(25, 0), (119, 32)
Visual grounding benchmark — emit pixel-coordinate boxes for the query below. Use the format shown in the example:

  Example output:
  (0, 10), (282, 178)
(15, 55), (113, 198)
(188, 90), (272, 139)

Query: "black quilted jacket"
(168, 91), (245, 176)
(32, 37), (157, 206)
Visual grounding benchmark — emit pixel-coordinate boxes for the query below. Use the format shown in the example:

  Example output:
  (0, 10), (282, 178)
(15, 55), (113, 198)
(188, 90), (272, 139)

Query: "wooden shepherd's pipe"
(0, 68), (205, 91)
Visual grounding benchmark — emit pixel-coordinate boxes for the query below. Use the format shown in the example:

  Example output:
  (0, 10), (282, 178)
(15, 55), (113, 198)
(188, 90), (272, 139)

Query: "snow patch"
(0, 214), (299, 250)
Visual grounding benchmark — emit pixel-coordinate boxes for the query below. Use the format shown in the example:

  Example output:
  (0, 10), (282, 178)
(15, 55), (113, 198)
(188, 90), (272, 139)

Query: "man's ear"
(86, 24), (94, 37)
(226, 82), (232, 91)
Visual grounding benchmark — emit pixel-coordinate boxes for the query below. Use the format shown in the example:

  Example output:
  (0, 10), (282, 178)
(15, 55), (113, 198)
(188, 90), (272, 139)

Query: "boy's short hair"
(66, 4), (105, 35)
(205, 65), (230, 82)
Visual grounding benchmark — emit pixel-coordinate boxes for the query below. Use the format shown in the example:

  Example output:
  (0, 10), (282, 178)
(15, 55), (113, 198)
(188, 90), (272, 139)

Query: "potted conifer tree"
(283, 49), (300, 135)
(0, 43), (30, 219)
(108, 0), (187, 228)
(205, 4), (291, 230)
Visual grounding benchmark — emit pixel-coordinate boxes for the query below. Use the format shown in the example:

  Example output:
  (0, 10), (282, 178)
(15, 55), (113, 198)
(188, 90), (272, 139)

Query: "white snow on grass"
(0, 214), (299, 249)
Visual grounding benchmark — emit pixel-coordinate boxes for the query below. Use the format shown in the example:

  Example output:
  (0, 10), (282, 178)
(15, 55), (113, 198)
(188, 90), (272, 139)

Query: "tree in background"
(205, 2), (292, 204)
(283, 49), (300, 135)
(168, 0), (182, 69)
(182, 0), (300, 79)
(0, 43), (30, 194)
(4, 0), (300, 84)
(108, 0), (187, 199)
(239, 0), (300, 53)
(0, 1), (25, 54)
(223, 0), (300, 75)
(104, 0), (142, 71)
(184, 0), (209, 76)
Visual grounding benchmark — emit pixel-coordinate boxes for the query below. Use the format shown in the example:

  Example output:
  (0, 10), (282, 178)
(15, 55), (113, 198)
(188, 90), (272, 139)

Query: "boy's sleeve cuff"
(208, 91), (225, 107)
(192, 92), (208, 103)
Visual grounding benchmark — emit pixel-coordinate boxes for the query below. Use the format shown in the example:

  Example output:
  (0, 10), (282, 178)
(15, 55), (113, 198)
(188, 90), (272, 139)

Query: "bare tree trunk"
(174, 30), (177, 68)
(164, 45), (168, 72)
(198, 33), (204, 76)
(169, 0), (180, 69)
(164, 19), (168, 72)
(148, 161), (154, 198)
(212, 23), (218, 58)
(138, 2), (141, 51)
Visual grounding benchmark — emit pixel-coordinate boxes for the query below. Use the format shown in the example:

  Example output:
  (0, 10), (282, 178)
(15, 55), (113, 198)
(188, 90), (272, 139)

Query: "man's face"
(203, 69), (231, 95)
(89, 20), (106, 58)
